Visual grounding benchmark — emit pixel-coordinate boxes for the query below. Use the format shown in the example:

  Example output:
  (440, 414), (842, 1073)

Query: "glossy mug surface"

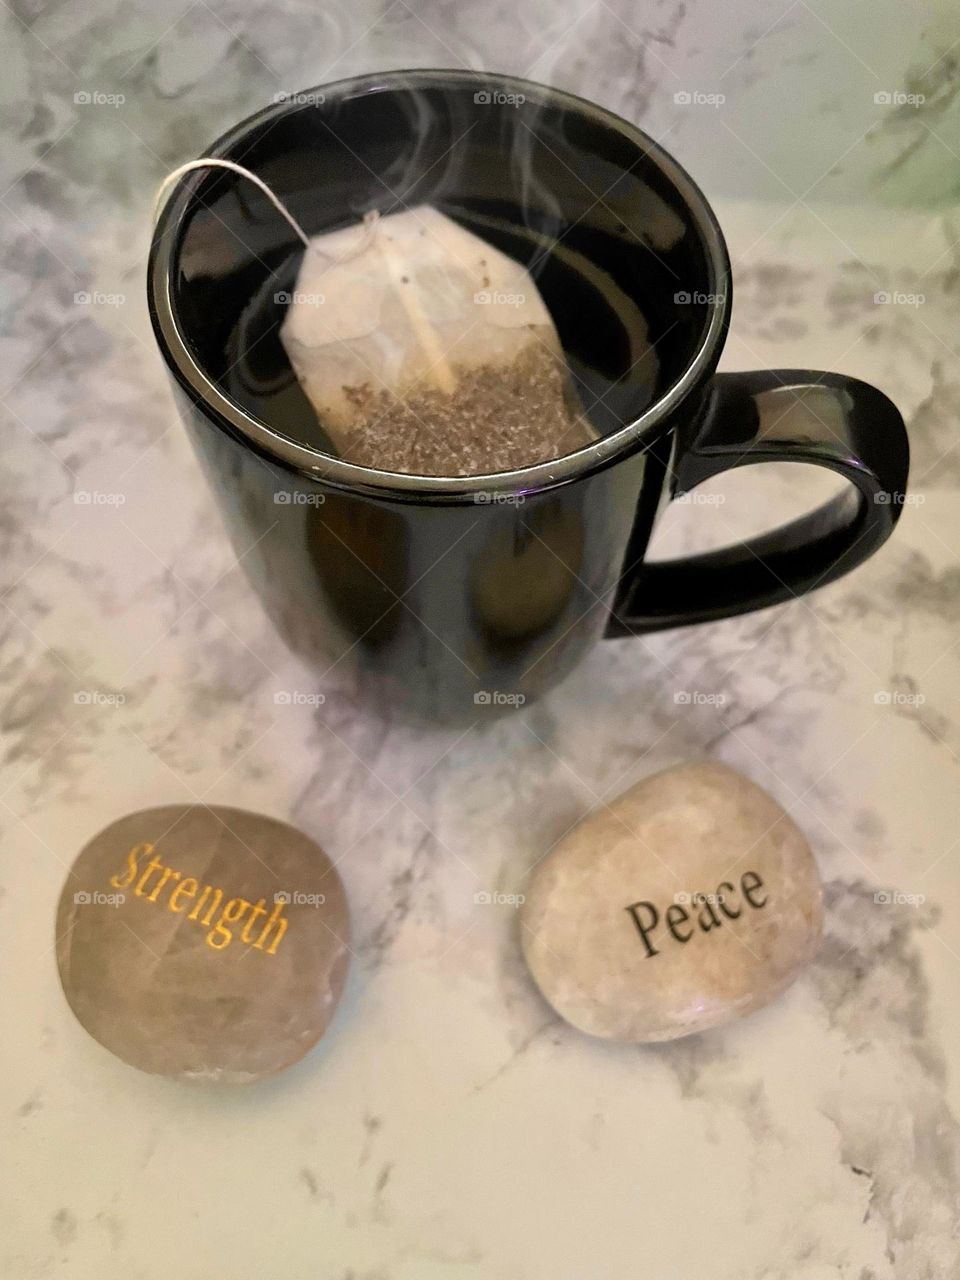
(149, 70), (909, 723)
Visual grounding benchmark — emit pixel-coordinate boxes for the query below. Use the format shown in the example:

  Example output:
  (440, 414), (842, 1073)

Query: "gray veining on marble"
(2, 3), (960, 1278)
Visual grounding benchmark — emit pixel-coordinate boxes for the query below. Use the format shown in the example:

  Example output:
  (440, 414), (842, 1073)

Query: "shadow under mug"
(149, 69), (910, 724)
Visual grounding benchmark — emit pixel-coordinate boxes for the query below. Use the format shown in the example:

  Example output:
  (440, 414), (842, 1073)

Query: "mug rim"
(148, 68), (732, 499)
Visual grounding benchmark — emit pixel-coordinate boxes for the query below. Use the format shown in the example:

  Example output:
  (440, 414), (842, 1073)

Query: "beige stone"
(56, 805), (350, 1081)
(520, 762), (822, 1042)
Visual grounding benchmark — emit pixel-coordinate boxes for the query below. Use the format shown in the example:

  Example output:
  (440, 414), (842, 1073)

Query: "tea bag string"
(373, 222), (456, 395)
(153, 158), (455, 392)
(152, 158), (380, 263)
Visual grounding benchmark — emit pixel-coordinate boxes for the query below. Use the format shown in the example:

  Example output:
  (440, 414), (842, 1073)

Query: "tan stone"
(56, 805), (350, 1081)
(520, 762), (822, 1042)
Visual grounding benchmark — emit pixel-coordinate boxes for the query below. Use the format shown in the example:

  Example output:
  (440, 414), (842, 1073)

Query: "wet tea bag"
(280, 205), (596, 476)
(154, 163), (595, 476)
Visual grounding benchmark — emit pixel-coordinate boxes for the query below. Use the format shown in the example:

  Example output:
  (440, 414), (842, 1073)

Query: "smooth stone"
(520, 762), (822, 1043)
(56, 805), (350, 1082)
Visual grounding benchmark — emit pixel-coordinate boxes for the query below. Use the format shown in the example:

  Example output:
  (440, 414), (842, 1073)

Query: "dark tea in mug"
(149, 71), (908, 723)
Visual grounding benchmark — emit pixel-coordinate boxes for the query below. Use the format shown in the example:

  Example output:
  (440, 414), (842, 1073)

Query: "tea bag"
(154, 163), (596, 476)
(280, 205), (596, 476)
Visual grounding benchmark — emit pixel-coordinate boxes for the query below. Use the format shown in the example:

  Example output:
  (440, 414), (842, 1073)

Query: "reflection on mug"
(470, 502), (583, 645)
(308, 494), (408, 648)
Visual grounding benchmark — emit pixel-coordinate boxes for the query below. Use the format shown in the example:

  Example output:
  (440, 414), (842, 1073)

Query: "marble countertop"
(3, 6), (960, 1277)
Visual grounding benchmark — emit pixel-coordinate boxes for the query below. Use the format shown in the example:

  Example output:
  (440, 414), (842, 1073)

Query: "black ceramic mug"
(149, 69), (909, 723)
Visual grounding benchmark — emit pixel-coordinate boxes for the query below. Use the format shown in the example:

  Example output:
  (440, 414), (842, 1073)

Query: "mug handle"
(606, 370), (910, 635)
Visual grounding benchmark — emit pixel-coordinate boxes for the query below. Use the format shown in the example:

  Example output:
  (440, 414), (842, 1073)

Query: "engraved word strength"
(109, 843), (289, 954)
